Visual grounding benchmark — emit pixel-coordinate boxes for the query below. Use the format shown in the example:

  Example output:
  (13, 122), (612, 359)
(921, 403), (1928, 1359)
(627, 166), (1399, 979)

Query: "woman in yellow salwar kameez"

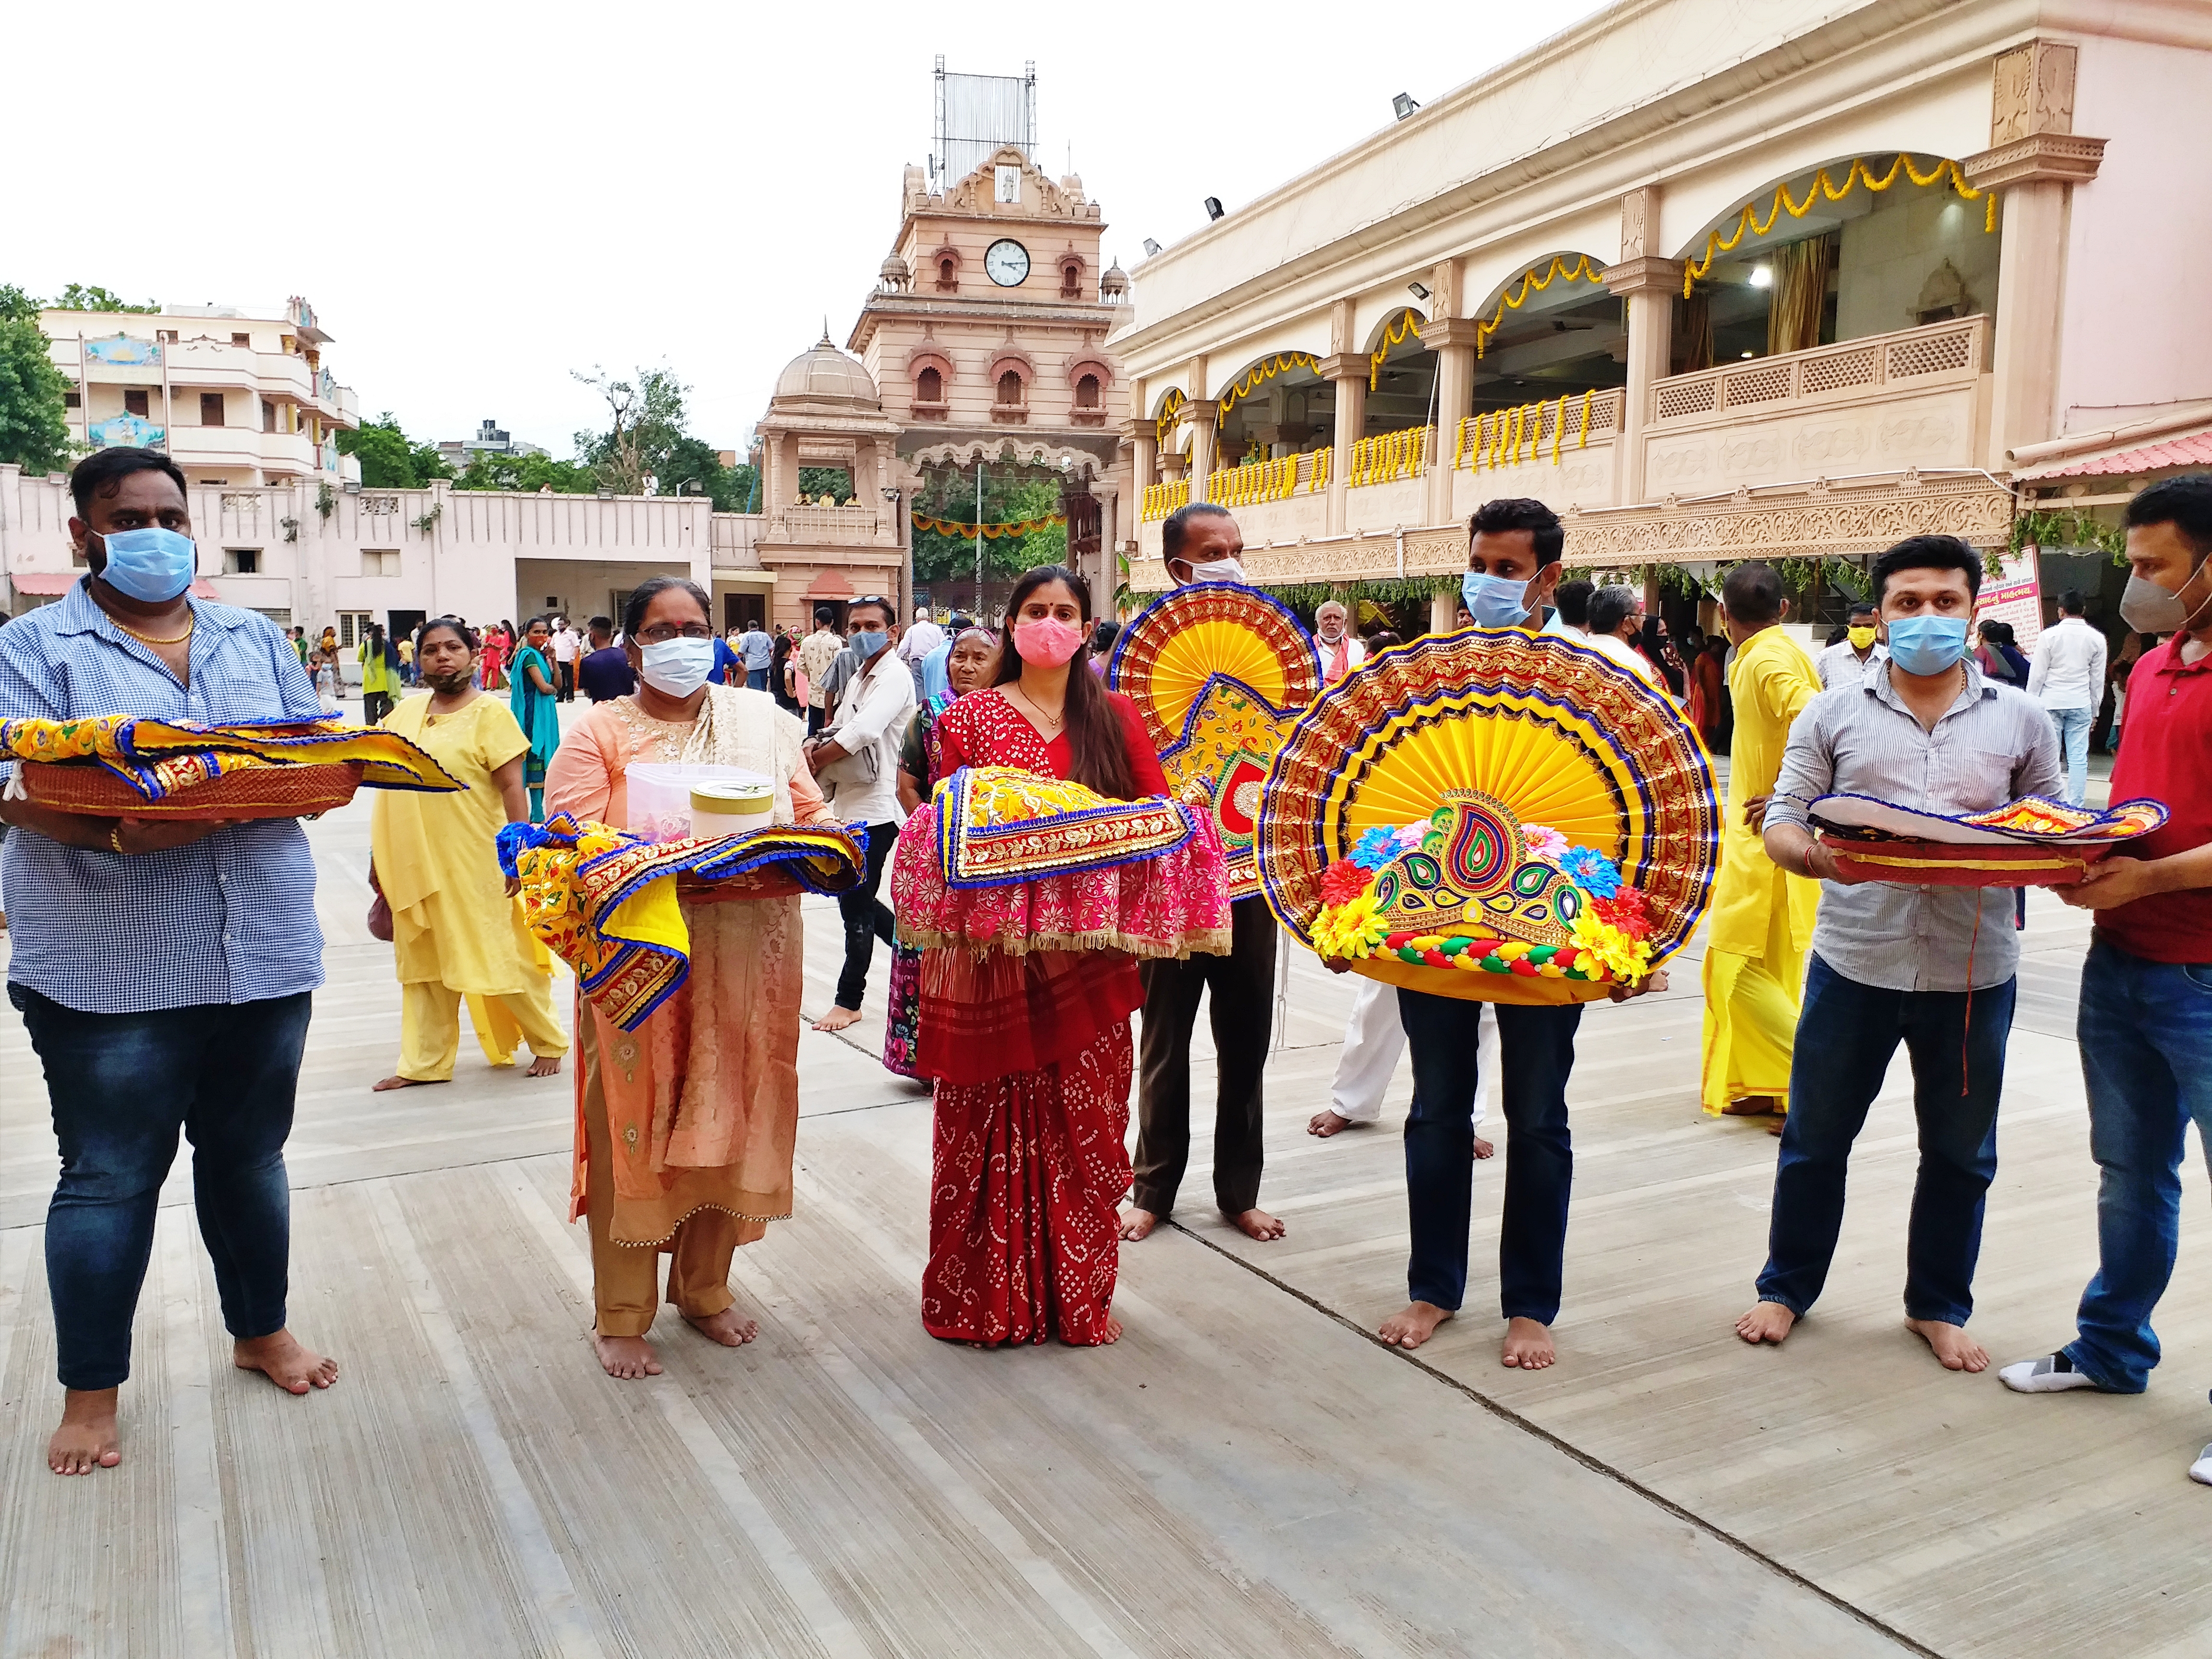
(370, 617), (569, 1091)
(1701, 565), (1823, 1127)
(543, 576), (833, 1380)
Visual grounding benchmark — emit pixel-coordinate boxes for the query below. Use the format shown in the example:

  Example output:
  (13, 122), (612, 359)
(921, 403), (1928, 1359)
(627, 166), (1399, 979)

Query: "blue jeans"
(2062, 941), (2212, 1392)
(1756, 953), (2015, 1325)
(1398, 989), (1582, 1322)
(10, 985), (313, 1391)
(2052, 705), (2093, 806)
(746, 667), (769, 692)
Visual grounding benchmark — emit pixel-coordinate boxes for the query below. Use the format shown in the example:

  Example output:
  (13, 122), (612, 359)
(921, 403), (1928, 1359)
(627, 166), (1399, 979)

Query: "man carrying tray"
(0, 447), (338, 1476)
(1734, 533), (2060, 1372)
(1996, 477), (2212, 1486)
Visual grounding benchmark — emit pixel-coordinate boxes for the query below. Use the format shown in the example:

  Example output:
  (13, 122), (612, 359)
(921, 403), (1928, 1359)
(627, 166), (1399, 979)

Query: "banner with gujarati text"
(1975, 548), (2043, 656)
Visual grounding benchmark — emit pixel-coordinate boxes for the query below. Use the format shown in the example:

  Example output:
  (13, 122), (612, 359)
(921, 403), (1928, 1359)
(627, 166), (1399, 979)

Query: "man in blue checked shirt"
(0, 448), (340, 1478)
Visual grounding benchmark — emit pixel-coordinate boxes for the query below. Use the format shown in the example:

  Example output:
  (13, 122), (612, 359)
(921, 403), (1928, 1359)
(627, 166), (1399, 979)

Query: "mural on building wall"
(87, 413), (165, 449)
(84, 335), (161, 366)
(321, 436), (340, 472)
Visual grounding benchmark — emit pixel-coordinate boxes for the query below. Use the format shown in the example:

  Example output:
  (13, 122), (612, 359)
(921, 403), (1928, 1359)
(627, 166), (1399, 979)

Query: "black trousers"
(556, 660), (575, 701)
(362, 690), (393, 726)
(1132, 896), (1276, 1216)
(834, 821), (898, 1011)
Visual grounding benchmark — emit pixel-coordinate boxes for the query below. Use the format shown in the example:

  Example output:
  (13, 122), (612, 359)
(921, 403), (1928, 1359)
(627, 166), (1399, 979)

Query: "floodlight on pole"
(1393, 93), (1419, 120)
(1203, 197), (1225, 221)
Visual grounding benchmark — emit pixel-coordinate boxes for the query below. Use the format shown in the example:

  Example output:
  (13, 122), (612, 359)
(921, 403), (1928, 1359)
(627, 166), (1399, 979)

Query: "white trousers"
(1328, 976), (1496, 1128)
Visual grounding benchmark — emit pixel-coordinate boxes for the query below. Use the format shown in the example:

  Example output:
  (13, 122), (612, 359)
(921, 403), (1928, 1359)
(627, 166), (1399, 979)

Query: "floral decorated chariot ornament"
(1258, 627), (1719, 1005)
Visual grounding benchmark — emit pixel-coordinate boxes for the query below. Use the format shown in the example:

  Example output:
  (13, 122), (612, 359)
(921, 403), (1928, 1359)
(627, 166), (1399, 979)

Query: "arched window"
(997, 369), (1024, 406)
(1060, 258), (1085, 299)
(1074, 373), (1101, 409)
(937, 257), (957, 291)
(916, 366), (943, 405)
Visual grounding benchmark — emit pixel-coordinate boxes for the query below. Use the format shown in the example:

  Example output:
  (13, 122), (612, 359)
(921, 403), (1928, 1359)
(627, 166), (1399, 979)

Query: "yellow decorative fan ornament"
(1256, 628), (1718, 1004)
(1107, 582), (1321, 900)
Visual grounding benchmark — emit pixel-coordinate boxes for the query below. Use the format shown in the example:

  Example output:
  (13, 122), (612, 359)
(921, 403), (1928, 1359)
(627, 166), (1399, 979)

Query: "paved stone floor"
(3, 762), (2205, 1658)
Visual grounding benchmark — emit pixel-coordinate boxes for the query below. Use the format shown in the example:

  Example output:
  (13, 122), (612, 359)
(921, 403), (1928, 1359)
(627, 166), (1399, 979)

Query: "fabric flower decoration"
(1570, 907), (1651, 983)
(1594, 886), (1650, 939)
(1560, 844), (1622, 899)
(1391, 822), (1430, 851)
(1521, 824), (1569, 861)
(1350, 826), (1402, 870)
(1314, 893), (1390, 959)
(1321, 859), (1376, 908)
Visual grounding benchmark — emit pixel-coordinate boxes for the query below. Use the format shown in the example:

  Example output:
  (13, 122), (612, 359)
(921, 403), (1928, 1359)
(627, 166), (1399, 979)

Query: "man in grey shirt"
(1734, 534), (2061, 1373)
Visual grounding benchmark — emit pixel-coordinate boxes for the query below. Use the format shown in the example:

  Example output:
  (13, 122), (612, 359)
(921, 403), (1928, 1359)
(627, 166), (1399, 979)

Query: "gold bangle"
(108, 824), (126, 854)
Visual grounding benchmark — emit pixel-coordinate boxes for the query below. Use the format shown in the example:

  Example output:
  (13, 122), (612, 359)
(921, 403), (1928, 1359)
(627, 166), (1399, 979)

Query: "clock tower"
(847, 145), (1130, 613)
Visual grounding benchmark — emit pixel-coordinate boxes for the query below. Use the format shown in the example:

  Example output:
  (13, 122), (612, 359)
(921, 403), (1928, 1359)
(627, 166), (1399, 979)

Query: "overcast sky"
(8, 0), (1613, 460)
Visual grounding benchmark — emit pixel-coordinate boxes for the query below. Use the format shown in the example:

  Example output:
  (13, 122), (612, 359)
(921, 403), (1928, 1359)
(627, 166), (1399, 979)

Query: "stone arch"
(928, 243), (963, 292)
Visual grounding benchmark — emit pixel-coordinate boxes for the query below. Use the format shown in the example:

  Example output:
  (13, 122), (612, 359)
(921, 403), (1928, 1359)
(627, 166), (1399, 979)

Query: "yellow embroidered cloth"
(0, 713), (464, 800)
(498, 812), (864, 1030)
(936, 765), (1196, 889)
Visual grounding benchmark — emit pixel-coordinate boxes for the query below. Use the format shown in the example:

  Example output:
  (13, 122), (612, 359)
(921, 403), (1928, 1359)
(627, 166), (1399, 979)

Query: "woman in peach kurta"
(542, 576), (830, 1379)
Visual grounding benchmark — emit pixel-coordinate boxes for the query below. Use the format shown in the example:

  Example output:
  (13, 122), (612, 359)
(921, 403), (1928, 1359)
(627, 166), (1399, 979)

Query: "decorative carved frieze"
(1991, 40), (2075, 144)
(1961, 132), (2106, 191)
(1600, 255), (1683, 298)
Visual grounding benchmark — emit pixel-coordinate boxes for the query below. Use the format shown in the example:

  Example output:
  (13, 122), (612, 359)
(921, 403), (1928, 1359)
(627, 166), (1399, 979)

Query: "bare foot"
(1379, 1301), (1453, 1349)
(1308, 1109), (1358, 1137)
(1231, 1208), (1285, 1241)
(682, 1305), (759, 1347)
(48, 1388), (121, 1475)
(1906, 1317), (1990, 1372)
(811, 1005), (862, 1033)
(1768, 1118), (1785, 1136)
(233, 1329), (338, 1395)
(1501, 1316), (1555, 1369)
(1473, 1136), (1495, 1159)
(1723, 1094), (1781, 1116)
(1735, 1301), (1797, 1345)
(526, 1054), (565, 1078)
(372, 1074), (444, 1092)
(1102, 1315), (1123, 1344)
(593, 1331), (663, 1379)
(1119, 1207), (1160, 1241)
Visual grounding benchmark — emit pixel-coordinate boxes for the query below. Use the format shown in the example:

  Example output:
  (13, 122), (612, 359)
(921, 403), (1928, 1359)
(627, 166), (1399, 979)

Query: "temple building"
(1111, 0), (2212, 633)
(728, 141), (1131, 631)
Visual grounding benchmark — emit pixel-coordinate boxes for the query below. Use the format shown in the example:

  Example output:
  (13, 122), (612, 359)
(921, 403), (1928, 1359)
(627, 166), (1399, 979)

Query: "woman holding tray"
(369, 617), (568, 1093)
(508, 615), (562, 820)
(915, 565), (1175, 1347)
(543, 577), (833, 1381)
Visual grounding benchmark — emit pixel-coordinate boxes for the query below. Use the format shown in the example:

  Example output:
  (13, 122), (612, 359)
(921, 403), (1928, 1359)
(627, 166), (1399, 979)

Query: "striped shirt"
(0, 577), (326, 1013)
(1767, 657), (2062, 992)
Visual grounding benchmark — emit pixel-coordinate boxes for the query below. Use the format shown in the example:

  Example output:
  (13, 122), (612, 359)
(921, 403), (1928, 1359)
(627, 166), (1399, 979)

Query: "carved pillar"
(1601, 188), (1680, 508)
(1421, 316), (1480, 525)
(1317, 354), (1365, 534)
(1962, 41), (2106, 462)
(1430, 592), (1458, 636)
(1183, 400), (1220, 503)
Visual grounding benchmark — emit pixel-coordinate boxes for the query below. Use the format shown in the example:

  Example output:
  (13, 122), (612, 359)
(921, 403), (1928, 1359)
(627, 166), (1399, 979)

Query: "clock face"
(985, 239), (1030, 287)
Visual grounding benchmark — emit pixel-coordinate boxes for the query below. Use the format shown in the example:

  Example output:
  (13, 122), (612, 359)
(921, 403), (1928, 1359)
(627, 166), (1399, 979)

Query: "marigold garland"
(1474, 254), (1605, 359)
(1218, 352), (1321, 419)
(912, 512), (1066, 539)
(1681, 153), (1994, 299)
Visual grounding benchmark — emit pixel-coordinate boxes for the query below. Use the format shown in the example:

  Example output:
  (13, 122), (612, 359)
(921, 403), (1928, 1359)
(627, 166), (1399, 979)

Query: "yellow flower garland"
(1474, 254), (1605, 359)
(1217, 352), (1321, 420)
(912, 512), (1067, 539)
(1367, 310), (1424, 390)
(1681, 153), (1995, 299)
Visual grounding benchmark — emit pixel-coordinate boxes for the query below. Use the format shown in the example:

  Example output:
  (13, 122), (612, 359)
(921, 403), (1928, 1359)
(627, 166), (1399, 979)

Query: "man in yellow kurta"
(1701, 562), (1822, 1120)
(369, 618), (569, 1088)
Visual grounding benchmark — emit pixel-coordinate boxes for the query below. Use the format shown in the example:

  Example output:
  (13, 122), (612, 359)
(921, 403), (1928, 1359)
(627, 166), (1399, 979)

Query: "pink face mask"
(1013, 616), (1085, 667)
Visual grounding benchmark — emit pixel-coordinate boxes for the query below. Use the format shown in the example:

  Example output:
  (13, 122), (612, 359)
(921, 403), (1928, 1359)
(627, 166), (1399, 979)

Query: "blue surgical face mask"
(1463, 570), (1532, 629)
(95, 526), (198, 604)
(1884, 614), (1969, 677)
(849, 628), (889, 661)
(638, 636), (717, 697)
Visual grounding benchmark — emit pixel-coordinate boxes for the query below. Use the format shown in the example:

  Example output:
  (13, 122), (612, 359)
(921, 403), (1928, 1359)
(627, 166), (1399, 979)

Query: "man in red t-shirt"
(1999, 476), (2212, 1483)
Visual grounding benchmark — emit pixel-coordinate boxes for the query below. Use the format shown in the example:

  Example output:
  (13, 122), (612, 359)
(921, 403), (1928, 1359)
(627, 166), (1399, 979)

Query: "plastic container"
(625, 763), (772, 843)
(690, 780), (776, 840)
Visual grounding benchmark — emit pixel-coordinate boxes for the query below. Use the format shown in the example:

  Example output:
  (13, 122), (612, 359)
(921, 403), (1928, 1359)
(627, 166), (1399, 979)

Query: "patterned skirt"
(921, 1017), (1134, 1347)
(881, 942), (922, 1078)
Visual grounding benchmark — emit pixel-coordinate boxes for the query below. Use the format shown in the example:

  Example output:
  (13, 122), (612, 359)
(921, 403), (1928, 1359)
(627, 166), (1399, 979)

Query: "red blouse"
(932, 686), (1168, 797)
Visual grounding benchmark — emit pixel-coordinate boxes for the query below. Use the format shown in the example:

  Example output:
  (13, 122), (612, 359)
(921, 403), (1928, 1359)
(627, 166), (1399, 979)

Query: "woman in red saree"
(919, 566), (1168, 1346)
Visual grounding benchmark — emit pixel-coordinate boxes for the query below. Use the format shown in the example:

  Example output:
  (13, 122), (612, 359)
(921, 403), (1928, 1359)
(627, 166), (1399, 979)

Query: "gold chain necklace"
(1008, 684), (1064, 731)
(107, 610), (195, 647)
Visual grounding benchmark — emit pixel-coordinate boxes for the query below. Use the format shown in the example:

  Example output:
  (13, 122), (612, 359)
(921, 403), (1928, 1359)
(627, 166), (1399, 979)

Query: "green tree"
(453, 450), (599, 494)
(573, 364), (690, 495)
(910, 466), (1067, 585)
(796, 466), (854, 504)
(50, 283), (159, 313)
(0, 285), (75, 474)
(335, 412), (453, 487)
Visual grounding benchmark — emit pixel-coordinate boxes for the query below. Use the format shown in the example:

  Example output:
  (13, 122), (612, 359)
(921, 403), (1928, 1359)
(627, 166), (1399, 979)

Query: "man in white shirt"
(1542, 578), (1592, 644)
(549, 617), (581, 702)
(2028, 589), (2109, 806)
(1313, 600), (1367, 683)
(1583, 584), (1665, 691)
(804, 595), (916, 1035)
(1817, 600), (1886, 690)
(897, 604), (945, 697)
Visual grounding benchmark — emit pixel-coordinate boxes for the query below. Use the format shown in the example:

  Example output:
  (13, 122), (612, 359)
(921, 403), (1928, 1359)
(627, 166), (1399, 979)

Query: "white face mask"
(1180, 556), (1247, 585)
(638, 636), (716, 697)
